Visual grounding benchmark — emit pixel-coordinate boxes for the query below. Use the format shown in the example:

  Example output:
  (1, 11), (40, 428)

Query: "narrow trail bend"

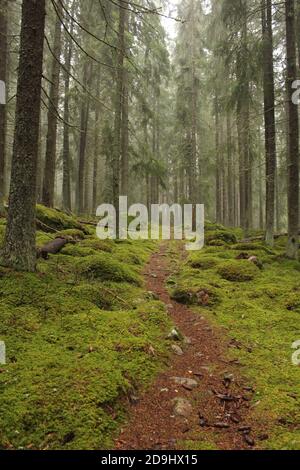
(115, 243), (256, 451)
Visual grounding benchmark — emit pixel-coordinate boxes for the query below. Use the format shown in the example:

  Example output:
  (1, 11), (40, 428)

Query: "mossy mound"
(72, 284), (114, 310)
(76, 254), (141, 285)
(285, 292), (300, 312)
(232, 243), (274, 255)
(205, 221), (226, 231)
(217, 260), (259, 282)
(61, 245), (98, 258)
(36, 205), (87, 233)
(206, 229), (238, 246)
(171, 285), (219, 307)
(80, 238), (113, 253)
(188, 255), (219, 270)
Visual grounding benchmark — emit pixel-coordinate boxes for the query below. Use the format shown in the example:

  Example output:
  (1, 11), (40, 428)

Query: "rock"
(171, 345), (184, 356)
(183, 336), (192, 345)
(195, 352), (204, 358)
(129, 395), (140, 405)
(238, 426), (252, 434)
(147, 291), (159, 301)
(257, 433), (269, 441)
(243, 434), (255, 447)
(199, 414), (209, 427)
(172, 398), (193, 418)
(213, 422), (230, 429)
(148, 345), (156, 356)
(193, 371), (204, 378)
(167, 328), (181, 341)
(166, 304), (174, 309)
(171, 377), (198, 389)
(230, 413), (241, 424)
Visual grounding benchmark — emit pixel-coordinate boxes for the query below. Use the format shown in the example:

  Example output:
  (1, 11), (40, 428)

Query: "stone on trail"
(171, 344), (184, 356)
(171, 377), (198, 389)
(172, 398), (193, 418)
(167, 328), (181, 341)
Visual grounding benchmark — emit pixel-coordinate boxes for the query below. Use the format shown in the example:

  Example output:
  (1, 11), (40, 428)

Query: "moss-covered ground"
(170, 227), (300, 450)
(0, 207), (171, 450)
(1, 211), (300, 450)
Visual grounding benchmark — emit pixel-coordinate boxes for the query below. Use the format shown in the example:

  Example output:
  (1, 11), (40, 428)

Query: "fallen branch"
(79, 220), (97, 227)
(37, 237), (68, 259)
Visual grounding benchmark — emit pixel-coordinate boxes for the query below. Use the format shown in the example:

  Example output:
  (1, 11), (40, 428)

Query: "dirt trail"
(115, 243), (256, 451)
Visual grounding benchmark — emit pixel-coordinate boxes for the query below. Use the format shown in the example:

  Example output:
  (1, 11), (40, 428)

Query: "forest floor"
(0, 208), (300, 450)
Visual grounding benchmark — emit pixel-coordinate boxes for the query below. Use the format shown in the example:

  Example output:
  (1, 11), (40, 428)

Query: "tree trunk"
(62, 3), (74, 212)
(42, 1), (63, 207)
(1, 0), (46, 272)
(285, 0), (299, 259)
(262, 0), (277, 246)
(121, 10), (129, 198)
(113, 2), (126, 233)
(93, 69), (101, 212)
(215, 96), (222, 223)
(77, 60), (91, 214)
(0, 0), (7, 214)
(227, 110), (234, 226)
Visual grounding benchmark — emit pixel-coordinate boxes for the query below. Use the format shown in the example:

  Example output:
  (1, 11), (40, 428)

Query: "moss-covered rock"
(206, 229), (238, 245)
(171, 285), (219, 307)
(76, 254), (141, 285)
(285, 292), (300, 311)
(188, 255), (219, 270)
(217, 260), (259, 282)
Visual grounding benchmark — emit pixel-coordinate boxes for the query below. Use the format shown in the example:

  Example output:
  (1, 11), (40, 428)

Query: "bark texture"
(1, 0), (46, 272)
(285, 0), (299, 259)
(262, 0), (277, 246)
(42, 1), (63, 207)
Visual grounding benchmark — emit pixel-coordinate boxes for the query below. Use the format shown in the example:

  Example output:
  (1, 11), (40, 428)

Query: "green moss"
(0, 235), (171, 450)
(80, 238), (113, 253)
(55, 229), (86, 240)
(232, 243), (274, 255)
(188, 255), (219, 270)
(285, 291), (300, 312)
(36, 231), (55, 248)
(76, 254), (141, 285)
(171, 241), (300, 450)
(206, 229), (238, 245)
(36, 205), (87, 233)
(217, 259), (260, 282)
(171, 284), (219, 307)
(61, 245), (98, 258)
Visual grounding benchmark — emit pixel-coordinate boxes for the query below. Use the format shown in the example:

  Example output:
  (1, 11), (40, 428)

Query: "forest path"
(115, 243), (256, 451)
